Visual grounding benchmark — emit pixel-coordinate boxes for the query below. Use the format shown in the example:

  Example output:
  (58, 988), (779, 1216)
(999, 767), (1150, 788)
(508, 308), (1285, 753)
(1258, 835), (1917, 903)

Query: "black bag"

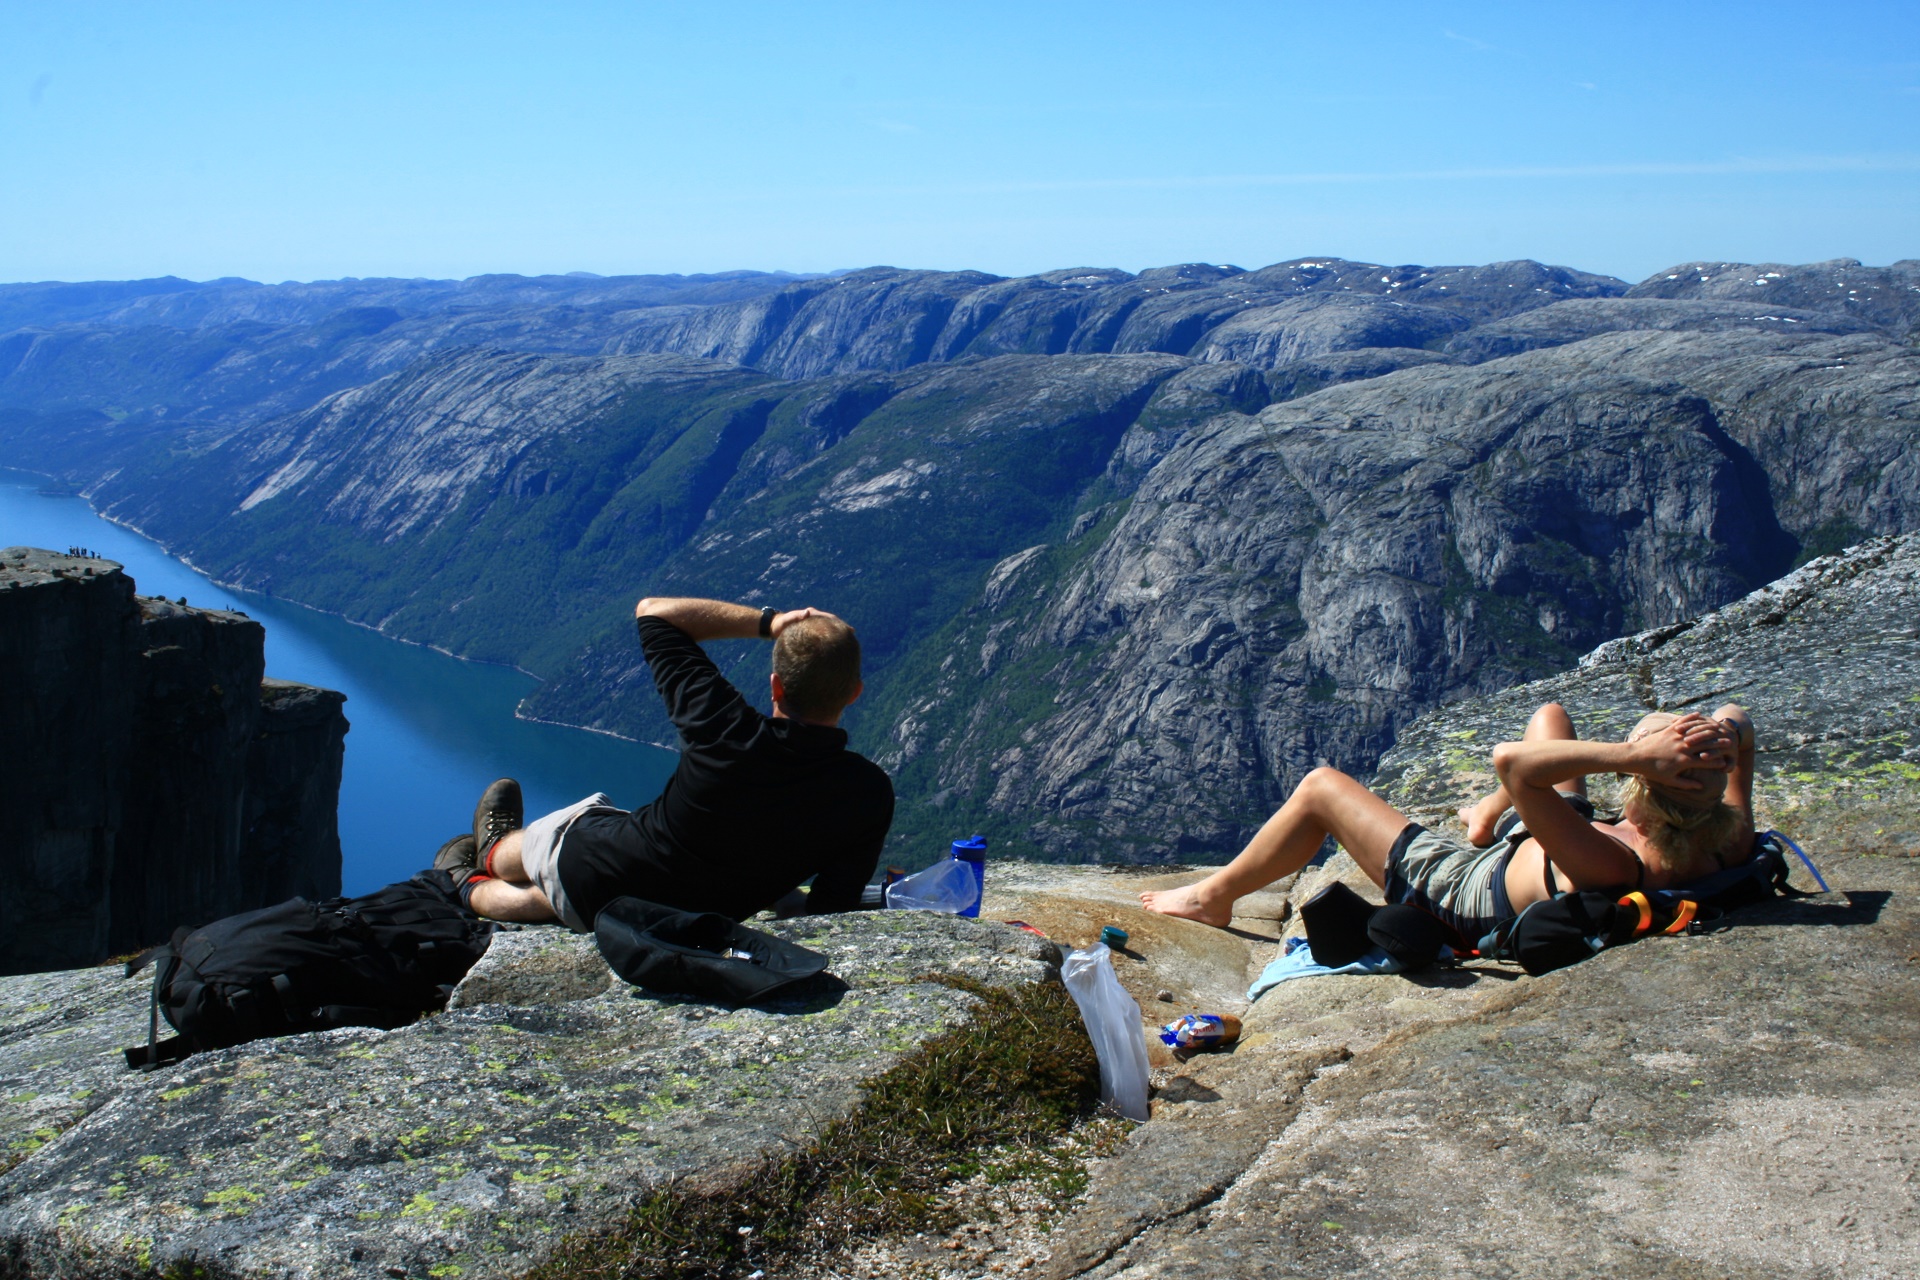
(1476, 830), (1826, 978)
(1299, 880), (1452, 972)
(1474, 889), (1702, 977)
(1672, 830), (1820, 910)
(1366, 903), (1449, 970)
(124, 870), (496, 1069)
(1298, 881), (1381, 969)
(594, 897), (828, 1003)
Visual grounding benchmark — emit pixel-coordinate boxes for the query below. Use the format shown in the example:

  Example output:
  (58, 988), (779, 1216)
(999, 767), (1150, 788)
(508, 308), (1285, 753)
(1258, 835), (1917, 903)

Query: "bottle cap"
(950, 834), (987, 862)
(1100, 925), (1129, 949)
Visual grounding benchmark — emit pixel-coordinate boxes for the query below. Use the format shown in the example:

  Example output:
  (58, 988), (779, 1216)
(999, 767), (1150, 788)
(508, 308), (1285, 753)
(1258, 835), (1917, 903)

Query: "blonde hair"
(1620, 775), (1747, 883)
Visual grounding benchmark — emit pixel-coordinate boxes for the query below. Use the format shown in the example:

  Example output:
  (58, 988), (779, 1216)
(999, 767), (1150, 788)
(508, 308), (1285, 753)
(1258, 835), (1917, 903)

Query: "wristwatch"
(759, 606), (776, 638)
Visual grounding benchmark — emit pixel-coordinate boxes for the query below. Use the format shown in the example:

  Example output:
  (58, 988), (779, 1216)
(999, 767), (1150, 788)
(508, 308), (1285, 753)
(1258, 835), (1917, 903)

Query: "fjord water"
(2, 472), (677, 895)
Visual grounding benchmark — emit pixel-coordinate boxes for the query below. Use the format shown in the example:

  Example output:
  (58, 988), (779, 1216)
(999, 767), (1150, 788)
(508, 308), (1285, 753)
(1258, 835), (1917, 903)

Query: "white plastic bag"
(1060, 943), (1151, 1121)
(884, 855), (980, 914)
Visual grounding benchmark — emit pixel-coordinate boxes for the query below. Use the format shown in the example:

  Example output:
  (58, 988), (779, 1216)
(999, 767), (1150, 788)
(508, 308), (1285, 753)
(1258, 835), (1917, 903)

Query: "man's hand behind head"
(769, 607), (839, 638)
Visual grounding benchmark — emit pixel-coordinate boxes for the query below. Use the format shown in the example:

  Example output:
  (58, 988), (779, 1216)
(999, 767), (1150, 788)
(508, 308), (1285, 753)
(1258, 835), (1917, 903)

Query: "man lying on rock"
(1142, 701), (1755, 945)
(438, 598), (894, 929)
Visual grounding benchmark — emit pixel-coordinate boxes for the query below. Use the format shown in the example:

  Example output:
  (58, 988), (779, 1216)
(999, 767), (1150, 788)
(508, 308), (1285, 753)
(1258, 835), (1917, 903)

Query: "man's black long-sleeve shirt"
(555, 616), (893, 926)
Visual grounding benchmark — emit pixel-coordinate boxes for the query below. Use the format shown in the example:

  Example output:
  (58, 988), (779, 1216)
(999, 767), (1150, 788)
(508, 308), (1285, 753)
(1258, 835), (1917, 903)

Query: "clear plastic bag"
(1060, 943), (1151, 1120)
(884, 855), (981, 914)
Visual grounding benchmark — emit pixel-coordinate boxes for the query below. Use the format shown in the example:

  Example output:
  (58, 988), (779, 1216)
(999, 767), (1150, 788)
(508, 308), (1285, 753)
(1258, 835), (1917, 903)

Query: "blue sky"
(3, 1), (1916, 285)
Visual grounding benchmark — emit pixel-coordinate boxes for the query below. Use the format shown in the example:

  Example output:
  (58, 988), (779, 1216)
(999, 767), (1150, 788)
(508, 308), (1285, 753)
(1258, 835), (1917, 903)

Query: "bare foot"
(1458, 805), (1498, 847)
(1140, 883), (1233, 928)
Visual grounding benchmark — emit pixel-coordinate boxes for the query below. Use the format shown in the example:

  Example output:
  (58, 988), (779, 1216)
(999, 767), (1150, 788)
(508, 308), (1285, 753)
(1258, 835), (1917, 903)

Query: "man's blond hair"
(773, 615), (862, 721)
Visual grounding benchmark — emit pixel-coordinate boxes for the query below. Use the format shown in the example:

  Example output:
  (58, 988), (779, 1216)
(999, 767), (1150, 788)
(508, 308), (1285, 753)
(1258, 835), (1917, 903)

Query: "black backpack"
(1475, 830), (1825, 977)
(1473, 889), (1698, 976)
(594, 897), (829, 1004)
(1667, 830), (1823, 910)
(124, 870), (496, 1069)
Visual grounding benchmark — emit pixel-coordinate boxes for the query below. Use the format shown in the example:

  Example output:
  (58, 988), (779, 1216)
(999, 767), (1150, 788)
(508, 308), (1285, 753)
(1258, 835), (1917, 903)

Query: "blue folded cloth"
(1247, 936), (1408, 1001)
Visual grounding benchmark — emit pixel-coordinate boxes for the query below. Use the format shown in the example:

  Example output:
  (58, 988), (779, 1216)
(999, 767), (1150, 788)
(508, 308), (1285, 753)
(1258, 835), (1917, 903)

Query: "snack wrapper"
(1157, 1013), (1242, 1051)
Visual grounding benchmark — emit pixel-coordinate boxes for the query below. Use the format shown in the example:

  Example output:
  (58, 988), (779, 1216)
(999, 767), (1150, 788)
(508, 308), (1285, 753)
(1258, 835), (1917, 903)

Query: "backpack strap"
(124, 932), (193, 1070)
(123, 1035), (191, 1070)
(124, 942), (171, 978)
(1762, 831), (1828, 895)
(267, 973), (299, 1022)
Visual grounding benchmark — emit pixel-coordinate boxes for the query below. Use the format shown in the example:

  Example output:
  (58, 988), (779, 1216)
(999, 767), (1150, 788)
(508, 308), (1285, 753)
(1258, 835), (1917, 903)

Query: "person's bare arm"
(1713, 703), (1756, 825)
(1493, 714), (1731, 889)
(634, 597), (822, 641)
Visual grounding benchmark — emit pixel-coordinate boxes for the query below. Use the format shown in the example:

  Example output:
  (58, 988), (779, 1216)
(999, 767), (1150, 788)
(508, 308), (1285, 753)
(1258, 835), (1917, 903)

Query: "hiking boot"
(473, 778), (524, 859)
(433, 833), (477, 875)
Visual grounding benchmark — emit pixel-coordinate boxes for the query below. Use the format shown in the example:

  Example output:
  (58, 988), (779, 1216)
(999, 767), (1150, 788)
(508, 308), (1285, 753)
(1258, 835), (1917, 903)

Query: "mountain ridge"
(3, 255), (1916, 863)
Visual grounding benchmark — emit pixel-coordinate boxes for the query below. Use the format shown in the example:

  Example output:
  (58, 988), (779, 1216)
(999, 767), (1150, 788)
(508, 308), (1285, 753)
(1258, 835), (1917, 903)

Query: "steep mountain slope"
(1442, 295), (1876, 361)
(839, 329), (1920, 858)
(26, 350), (1226, 689)
(5, 257), (1917, 865)
(518, 356), (1241, 734)
(42, 352), (786, 672)
(524, 328), (1919, 861)
(0, 276), (810, 440)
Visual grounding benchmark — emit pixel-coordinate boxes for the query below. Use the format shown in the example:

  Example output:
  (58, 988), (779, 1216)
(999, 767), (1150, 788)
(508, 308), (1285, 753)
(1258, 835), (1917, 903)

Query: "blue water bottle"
(950, 835), (987, 918)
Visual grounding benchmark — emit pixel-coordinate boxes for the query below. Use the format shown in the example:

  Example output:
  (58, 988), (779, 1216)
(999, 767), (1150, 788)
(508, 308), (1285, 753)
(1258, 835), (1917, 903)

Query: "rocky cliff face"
(0, 549), (346, 974)
(870, 328), (1919, 860)
(3, 257), (1916, 866)
(1, 550), (137, 969)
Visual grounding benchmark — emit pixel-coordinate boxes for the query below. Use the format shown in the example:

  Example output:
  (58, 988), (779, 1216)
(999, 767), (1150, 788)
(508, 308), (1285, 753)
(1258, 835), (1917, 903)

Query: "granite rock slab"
(0, 912), (1057, 1280)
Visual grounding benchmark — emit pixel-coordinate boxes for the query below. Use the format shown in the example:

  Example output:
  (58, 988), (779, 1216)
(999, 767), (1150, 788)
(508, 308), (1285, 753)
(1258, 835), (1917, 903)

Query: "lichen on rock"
(0, 912), (1081, 1280)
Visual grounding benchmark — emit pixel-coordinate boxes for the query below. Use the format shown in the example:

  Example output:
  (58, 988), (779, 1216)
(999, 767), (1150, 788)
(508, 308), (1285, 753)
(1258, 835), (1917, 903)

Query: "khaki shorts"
(518, 792), (623, 933)
(1382, 823), (1516, 943)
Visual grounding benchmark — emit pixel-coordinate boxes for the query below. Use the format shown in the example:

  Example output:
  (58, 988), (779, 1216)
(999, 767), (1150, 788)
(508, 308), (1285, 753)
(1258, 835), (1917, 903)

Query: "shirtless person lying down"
(1141, 701), (1756, 944)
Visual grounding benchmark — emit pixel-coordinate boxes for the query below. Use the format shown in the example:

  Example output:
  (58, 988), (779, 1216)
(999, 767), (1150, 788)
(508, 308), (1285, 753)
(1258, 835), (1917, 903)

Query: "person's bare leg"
(1459, 703), (1582, 843)
(466, 830), (560, 923)
(484, 830), (528, 881)
(468, 878), (558, 923)
(1141, 768), (1410, 927)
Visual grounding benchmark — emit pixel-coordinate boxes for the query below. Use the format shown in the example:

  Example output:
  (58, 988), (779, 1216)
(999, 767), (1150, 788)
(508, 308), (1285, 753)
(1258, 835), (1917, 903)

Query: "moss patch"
(530, 977), (1100, 1280)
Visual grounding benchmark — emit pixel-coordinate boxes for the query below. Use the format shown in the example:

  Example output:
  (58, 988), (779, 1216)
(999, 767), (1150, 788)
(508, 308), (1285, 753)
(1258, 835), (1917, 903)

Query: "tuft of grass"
(531, 977), (1100, 1280)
